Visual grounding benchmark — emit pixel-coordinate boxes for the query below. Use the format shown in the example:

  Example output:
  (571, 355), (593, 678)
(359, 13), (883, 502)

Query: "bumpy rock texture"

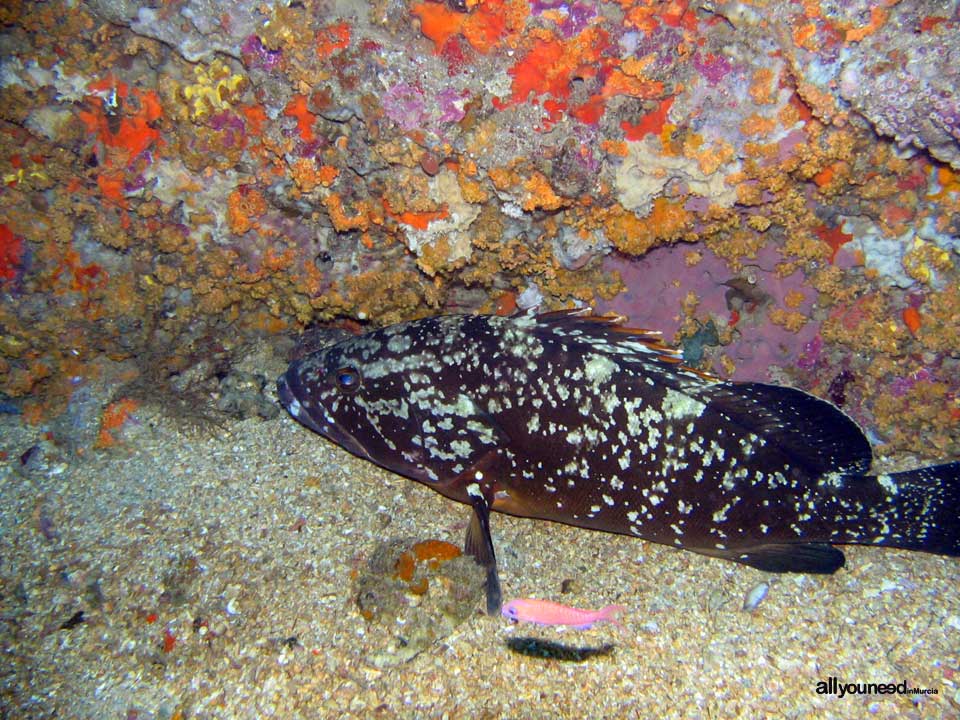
(0, 0), (958, 458)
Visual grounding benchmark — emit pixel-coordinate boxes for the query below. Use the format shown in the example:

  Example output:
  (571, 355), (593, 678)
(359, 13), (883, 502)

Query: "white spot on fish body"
(466, 419), (496, 444)
(601, 392), (621, 414)
(450, 440), (472, 457)
(286, 396), (304, 419)
(877, 474), (898, 496)
(427, 444), (459, 461)
(386, 333), (412, 353)
(584, 354), (618, 385)
(662, 388), (707, 420)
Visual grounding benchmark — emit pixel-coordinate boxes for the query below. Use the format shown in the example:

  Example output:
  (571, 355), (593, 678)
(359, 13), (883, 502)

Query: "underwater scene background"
(0, 1), (958, 717)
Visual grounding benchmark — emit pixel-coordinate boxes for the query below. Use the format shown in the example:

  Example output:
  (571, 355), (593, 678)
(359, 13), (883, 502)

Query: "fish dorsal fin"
(703, 382), (873, 477)
(532, 310), (872, 477)
(533, 309), (714, 383)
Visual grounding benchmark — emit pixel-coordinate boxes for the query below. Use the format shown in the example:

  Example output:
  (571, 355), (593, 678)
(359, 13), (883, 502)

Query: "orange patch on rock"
(793, 21), (818, 49)
(96, 172), (127, 207)
(0, 224), (24, 281)
(522, 172), (568, 211)
(382, 198), (449, 230)
(621, 96), (674, 141)
(227, 186), (268, 234)
(601, 69), (664, 101)
(506, 26), (611, 105)
(95, 398), (139, 448)
(749, 67), (778, 105)
(495, 290), (518, 316)
(411, 539), (462, 566)
(316, 21), (351, 58)
(813, 164), (835, 187)
(240, 103), (268, 135)
(815, 223), (853, 263)
(413, 0), (527, 54)
(325, 194), (374, 232)
(78, 80), (163, 165)
(845, 7), (888, 43)
(413, 2), (465, 50)
(902, 306), (922, 335)
(740, 113), (777, 137)
(284, 95), (316, 143)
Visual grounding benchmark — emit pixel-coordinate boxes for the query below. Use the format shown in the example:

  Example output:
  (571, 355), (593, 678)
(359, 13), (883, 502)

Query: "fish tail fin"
(864, 461), (960, 558)
(599, 604), (627, 628)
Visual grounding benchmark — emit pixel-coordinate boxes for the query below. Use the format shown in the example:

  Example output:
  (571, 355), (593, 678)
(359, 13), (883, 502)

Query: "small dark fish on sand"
(277, 310), (960, 614)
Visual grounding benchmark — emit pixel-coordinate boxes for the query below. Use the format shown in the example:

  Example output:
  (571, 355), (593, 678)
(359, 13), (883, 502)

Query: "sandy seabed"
(1, 399), (958, 720)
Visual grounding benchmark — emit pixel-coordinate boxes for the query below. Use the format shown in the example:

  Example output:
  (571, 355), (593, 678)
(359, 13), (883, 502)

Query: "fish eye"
(334, 366), (361, 392)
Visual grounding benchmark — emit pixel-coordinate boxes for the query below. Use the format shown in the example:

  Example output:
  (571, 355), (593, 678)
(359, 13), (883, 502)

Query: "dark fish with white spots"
(277, 310), (960, 614)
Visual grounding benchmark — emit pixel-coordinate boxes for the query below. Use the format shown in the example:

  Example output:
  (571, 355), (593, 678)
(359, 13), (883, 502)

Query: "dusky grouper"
(277, 310), (960, 613)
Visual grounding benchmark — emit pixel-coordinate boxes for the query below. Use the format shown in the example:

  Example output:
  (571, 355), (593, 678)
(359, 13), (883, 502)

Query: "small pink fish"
(501, 598), (625, 630)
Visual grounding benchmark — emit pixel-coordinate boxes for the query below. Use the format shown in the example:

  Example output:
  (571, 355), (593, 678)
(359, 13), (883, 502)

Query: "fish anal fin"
(694, 543), (846, 574)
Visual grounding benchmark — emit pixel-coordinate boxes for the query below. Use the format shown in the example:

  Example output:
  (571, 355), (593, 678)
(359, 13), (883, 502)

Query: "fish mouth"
(276, 368), (374, 462)
(276, 370), (327, 437)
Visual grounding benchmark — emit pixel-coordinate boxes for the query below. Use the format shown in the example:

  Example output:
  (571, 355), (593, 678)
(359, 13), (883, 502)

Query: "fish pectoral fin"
(693, 542), (846, 574)
(465, 487), (502, 616)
